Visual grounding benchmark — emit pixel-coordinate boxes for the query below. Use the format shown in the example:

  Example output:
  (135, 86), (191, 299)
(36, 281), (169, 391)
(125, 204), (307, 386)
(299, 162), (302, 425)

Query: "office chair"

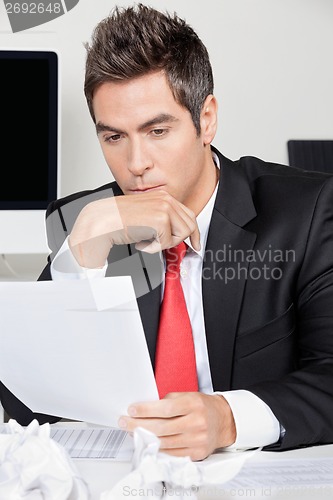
(287, 140), (333, 173)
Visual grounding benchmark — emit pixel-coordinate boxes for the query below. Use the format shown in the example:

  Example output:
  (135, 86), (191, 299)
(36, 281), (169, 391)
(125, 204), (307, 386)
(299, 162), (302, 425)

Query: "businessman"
(1, 4), (333, 461)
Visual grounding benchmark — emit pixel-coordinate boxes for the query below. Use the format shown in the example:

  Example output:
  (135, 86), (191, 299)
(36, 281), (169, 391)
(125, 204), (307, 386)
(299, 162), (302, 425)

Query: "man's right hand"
(68, 190), (200, 268)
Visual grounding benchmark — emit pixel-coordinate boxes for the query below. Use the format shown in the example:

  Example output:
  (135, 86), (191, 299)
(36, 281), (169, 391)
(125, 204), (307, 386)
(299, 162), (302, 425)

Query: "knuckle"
(195, 415), (208, 432)
(159, 200), (172, 212)
(191, 395), (206, 413)
(162, 399), (174, 416)
(186, 207), (196, 220)
(159, 190), (171, 200)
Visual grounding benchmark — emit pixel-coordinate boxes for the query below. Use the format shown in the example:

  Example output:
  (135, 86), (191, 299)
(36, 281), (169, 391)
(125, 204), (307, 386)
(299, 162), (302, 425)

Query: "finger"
(172, 202), (201, 252)
(119, 190), (199, 252)
(135, 238), (163, 253)
(126, 393), (197, 418)
(147, 193), (200, 251)
(159, 447), (191, 457)
(128, 398), (184, 418)
(158, 432), (196, 450)
(189, 224), (201, 252)
(118, 414), (213, 461)
(159, 446), (207, 461)
(164, 198), (200, 251)
(118, 415), (185, 437)
(136, 203), (196, 252)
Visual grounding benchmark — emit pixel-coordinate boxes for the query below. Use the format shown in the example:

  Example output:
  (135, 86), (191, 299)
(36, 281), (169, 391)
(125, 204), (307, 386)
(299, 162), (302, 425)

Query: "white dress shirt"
(50, 153), (281, 451)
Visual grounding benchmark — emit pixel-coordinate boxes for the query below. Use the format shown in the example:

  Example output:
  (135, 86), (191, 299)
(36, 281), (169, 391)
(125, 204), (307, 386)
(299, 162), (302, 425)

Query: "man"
(1, 3), (333, 461)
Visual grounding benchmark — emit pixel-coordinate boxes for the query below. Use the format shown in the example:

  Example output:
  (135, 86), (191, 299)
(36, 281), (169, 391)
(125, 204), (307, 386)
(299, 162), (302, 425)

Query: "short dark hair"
(84, 3), (214, 135)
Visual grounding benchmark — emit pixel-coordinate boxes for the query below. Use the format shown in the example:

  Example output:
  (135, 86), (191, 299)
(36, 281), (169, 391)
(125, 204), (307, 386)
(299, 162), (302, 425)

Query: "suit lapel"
(136, 248), (163, 366)
(137, 282), (161, 366)
(203, 150), (257, 390)
(106, 243), (162, 366)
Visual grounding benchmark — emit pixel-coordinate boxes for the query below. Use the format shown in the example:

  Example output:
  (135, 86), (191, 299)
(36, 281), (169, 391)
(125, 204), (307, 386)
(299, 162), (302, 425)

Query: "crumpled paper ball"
(0, 419), (90, 500)
(100, 427), (256, 500)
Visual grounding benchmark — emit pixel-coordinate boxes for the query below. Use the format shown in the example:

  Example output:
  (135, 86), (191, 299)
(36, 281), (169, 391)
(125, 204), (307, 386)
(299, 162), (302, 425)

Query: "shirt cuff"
(50, 237), (107, 280)
(214, 389), (281, 451)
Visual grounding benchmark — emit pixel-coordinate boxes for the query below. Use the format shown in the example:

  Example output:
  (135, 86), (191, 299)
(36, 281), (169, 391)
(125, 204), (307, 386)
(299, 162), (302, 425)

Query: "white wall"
(1, 0), (332, 197)
(0, 0), (332, 277)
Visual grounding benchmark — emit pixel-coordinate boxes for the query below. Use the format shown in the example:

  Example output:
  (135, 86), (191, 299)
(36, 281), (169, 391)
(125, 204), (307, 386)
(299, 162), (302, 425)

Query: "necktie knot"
(164, 242), (187, 276)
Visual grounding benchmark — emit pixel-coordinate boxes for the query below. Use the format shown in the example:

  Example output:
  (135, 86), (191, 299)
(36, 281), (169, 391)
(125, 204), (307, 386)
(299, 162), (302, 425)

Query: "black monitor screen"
(0, 50), (58, 209)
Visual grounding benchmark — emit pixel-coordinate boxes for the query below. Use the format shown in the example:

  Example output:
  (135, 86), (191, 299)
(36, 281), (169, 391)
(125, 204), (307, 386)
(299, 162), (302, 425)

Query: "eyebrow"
(95, 113), (179, 135)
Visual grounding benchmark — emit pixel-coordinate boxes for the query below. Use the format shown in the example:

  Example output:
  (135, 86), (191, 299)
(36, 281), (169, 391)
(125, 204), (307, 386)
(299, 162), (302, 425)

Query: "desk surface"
(74, 443), (333, 500)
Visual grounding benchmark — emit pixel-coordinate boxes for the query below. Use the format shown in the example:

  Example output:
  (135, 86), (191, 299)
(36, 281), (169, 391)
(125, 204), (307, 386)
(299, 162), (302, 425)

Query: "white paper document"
(49, 426), (132, 460)
(0, 422), (134, 461)
(223, 457), (333, 488)
(0, 277), (158, 427)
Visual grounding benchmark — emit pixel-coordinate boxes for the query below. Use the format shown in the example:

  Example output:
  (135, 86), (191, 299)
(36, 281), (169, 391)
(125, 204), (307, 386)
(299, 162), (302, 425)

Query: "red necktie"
(154, 242), (199, 399)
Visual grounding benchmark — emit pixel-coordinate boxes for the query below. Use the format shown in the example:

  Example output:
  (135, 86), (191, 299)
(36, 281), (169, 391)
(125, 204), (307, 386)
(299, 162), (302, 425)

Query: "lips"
(129, 185), (164, 193)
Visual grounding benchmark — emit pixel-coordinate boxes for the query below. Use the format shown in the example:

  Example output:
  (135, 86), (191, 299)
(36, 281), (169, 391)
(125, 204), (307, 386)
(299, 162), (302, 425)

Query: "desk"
(73, 444), (333, 499)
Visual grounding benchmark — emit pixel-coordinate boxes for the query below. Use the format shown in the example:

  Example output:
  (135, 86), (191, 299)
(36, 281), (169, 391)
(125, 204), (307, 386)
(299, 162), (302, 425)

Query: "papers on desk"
(100, 429), (333, 500)
(222, 457), (333, 488)
(0, 423), (133, 461)
(0, 277), (158, 427)
(50, 426), (133, 461)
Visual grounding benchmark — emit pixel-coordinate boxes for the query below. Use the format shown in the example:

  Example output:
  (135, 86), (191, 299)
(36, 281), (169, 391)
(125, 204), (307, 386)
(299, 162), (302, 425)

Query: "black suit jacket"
(2, 146), (333, 451)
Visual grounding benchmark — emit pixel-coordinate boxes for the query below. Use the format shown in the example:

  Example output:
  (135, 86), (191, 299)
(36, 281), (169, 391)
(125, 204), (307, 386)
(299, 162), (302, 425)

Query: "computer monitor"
(0, 49), (59, 254)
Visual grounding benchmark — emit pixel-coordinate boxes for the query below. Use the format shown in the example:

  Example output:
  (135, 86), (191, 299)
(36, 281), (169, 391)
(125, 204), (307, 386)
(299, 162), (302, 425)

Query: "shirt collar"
(185, 151), (220, 258)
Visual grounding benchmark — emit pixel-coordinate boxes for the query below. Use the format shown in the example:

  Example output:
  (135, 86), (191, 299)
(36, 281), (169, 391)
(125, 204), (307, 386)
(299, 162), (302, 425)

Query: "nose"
(127, 138), (153, 176)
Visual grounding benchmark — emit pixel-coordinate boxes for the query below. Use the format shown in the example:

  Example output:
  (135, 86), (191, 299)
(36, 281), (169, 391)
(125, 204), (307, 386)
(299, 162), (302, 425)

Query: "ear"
(200, 95), (218, 145)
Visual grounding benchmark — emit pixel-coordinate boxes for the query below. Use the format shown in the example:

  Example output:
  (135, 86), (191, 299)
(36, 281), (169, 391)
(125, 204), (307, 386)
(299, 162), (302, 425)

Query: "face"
(92, 71), (217, 214)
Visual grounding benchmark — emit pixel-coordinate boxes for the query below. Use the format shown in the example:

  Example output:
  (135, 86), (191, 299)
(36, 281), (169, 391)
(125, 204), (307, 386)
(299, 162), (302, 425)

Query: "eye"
(151, 128), (168, 137)
(104, 134), (121, 143)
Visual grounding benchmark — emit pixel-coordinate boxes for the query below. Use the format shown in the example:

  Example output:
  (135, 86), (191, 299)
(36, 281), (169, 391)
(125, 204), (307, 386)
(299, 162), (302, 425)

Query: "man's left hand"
(118, 392), (236, 461)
